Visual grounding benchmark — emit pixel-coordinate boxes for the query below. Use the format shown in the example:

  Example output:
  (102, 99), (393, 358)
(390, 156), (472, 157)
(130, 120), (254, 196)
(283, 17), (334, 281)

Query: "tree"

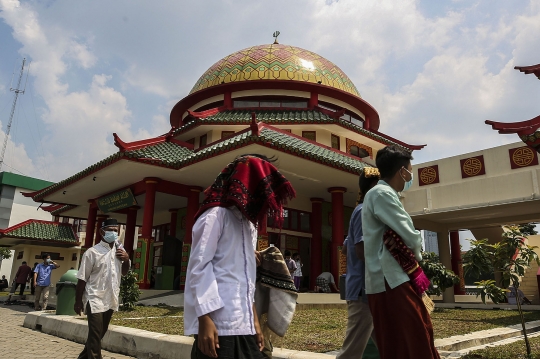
(0, 248), (12, 261)
(419, 252), (460, 296)
(463, 226), (540, 358)
(519, 223), (538, 236)
(119, 270), (141, 311)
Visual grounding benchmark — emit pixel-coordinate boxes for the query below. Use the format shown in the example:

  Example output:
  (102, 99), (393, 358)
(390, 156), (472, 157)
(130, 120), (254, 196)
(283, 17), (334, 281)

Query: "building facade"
(21, 43), (423, 290)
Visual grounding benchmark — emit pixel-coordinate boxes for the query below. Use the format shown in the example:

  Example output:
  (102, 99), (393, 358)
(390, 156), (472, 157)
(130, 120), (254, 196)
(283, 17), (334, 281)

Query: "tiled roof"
(176, 127), (369, 173)
(28, 124), (368, 201)
(0, 220), (79, 244)
(123, 141), (194, 166)
(173, 109), (412, 151)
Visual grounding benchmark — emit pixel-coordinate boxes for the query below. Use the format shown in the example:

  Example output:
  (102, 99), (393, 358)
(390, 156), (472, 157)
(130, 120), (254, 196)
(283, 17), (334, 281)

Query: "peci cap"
(101, 218), (118, 228)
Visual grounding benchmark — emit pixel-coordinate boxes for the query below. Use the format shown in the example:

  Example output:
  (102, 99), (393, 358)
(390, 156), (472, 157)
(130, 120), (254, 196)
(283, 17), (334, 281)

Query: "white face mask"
(400, 167), (414, 192)
(103, 230), (118, 244)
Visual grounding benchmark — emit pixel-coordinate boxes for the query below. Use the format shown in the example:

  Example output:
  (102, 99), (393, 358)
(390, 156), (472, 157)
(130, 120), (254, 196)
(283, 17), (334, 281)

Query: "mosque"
(1, 40), (539, 302)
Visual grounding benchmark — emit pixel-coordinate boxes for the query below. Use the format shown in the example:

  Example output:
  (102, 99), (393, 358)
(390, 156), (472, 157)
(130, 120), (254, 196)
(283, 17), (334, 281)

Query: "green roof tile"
(1, 221), (78, 243)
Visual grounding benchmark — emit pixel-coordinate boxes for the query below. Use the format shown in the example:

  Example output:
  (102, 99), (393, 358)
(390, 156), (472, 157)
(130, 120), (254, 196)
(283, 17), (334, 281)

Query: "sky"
(0, 0), (539, 183)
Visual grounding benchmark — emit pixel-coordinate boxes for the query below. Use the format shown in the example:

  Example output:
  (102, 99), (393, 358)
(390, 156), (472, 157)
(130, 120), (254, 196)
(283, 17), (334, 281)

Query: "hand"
(255, 251), (262, 267)
(198, 314), (219, 358)
(116, 248), (129, 262)
(254, 320), (264, 352)
(74, 301), (84, 316)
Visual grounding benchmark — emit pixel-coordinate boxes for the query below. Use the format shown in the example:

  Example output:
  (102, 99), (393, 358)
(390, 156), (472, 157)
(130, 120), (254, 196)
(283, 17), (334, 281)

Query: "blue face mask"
(103, 230), (118, 244)
(401, 167), (414, 192)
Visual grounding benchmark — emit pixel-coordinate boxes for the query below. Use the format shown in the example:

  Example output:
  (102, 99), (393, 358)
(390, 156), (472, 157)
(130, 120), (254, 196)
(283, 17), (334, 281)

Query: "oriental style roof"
(0, 219), (79, 245)
(486, 115), (540, 152)
(190, 44), (361, 97)
(514, 64), (540, 79)
(175, 109), (424, 151)
(24, 122), (375, 202)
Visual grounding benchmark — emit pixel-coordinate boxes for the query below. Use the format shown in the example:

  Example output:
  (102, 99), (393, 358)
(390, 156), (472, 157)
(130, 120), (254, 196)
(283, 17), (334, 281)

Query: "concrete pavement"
(0, 305), (134, 359)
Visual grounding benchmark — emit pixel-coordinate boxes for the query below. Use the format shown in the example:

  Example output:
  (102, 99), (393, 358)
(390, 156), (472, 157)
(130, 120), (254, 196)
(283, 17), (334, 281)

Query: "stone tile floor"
(0, 304), (134, 359)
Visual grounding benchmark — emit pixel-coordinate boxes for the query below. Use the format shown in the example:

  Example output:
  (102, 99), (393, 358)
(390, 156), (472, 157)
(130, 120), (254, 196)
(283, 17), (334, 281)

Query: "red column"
(140, 178), (159, 289)
(310, 198), (323, 290)
(84, 202), (97, 248)
(328, 187), (346, 289)
(169, 209), (179, 238)
(185, 187), (202, 244)
(124, 206), (139, 258)
(309, 92), (318, 109)
(94, 215), (109, 245)
(450, 230), (465, 295)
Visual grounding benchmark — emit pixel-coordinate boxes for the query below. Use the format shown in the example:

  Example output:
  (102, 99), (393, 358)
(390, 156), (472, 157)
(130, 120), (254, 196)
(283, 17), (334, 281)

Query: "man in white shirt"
(185, 154), (295, 358)
(74, 218), (130, 359)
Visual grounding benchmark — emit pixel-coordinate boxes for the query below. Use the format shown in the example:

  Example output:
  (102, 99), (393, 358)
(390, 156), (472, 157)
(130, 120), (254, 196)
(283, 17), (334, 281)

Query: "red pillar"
(309, 92), (318, 109)
(84, 202), (97, 249)
(169, 209), (179, 238)
(450, 230), (465, 295)
(328, 187), (346, 289)
(310, 198), (323, 290)
(185, 187), (202, 244)
(94, 215), (109, 245)
(124, 206), (139, 258)
(140, 178), (159, 289)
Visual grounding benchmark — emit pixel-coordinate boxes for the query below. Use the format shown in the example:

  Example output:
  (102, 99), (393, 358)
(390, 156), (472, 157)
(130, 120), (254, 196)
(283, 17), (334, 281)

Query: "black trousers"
(191, 335), (264, 359)
(77, 303), (114, 359)
(9, 282), (25, 296)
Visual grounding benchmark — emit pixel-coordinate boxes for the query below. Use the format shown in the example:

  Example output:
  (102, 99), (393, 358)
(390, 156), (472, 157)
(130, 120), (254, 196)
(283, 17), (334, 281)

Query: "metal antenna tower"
(0, 58), (26, 171)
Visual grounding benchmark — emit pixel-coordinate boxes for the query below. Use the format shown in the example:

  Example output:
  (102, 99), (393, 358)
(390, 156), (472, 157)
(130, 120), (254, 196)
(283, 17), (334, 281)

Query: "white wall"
(0, 187), (53, 282)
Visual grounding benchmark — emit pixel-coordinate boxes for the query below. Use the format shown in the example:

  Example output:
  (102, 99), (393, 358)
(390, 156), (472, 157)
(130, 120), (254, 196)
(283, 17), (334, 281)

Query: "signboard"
(97, 188), (138, 213)
(509, 146), (539, 169)
(460, 155), (486, 178)
(418, 165), (440, 186)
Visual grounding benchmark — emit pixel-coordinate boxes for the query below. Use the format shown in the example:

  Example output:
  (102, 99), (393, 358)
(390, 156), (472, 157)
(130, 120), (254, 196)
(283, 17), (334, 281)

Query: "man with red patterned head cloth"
(184, 154), (296, 359)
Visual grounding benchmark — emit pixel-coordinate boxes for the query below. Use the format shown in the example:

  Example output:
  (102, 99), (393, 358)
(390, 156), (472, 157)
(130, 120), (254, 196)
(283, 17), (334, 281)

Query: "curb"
(434, 320), (540, 352)
(23, 311), (336, 359)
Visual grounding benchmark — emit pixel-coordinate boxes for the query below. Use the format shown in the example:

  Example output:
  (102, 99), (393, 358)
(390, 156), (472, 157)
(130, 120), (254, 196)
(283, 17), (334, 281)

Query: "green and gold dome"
(189, 44), (361, 97)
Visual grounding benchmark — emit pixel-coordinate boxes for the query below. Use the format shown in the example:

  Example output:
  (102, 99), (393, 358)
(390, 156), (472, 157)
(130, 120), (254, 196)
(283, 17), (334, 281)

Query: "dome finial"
(272, 31), (280, 44)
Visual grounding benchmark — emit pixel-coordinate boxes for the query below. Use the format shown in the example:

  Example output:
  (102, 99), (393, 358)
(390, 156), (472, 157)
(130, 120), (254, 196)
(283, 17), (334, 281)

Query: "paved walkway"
(0, 304), (134, 359)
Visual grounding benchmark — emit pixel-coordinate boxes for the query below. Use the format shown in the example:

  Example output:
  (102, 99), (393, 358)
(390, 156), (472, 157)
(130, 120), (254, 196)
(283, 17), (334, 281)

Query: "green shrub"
(120, 270), (141, 311)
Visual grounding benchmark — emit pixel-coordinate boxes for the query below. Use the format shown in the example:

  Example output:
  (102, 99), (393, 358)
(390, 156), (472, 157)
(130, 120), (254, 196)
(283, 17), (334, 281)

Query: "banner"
(97, 188), (137, 213)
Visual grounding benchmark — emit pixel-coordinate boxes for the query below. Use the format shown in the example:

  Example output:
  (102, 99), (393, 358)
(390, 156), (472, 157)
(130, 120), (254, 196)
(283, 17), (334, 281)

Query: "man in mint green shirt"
(362, 145), (440, 359)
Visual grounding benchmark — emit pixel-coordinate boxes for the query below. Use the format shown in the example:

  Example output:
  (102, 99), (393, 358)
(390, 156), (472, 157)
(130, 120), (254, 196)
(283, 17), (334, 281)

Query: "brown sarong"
(368, 281), (440, 359)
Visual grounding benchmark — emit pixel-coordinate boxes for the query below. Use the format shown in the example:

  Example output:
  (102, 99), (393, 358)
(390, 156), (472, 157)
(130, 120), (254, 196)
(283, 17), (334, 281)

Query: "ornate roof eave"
(41, 204), (77, 216)
(169, 80), (381, 130)
(24, 133), (196, 202)
(25, 118), (388, 204)
(175, 108), (424, 151)
(0, 219), (80, 246)
(514, 64), (540, 79)
(485, 115), (540, 135)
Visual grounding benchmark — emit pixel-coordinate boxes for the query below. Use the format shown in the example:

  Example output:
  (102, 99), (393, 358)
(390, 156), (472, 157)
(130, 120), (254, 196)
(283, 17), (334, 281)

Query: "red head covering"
(195, 155), (296, 228)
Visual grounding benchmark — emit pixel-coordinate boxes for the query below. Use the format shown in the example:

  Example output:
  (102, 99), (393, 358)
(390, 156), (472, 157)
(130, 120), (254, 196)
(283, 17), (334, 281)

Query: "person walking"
(292, 253), (303, 291)
(34, 254), (60, 310)
(74, 218), (130, 359)
(362, 145), (440, 359)
(0, 275), (8, 291)
(184, 154), (295, 358)
(337, 167), (380, 359)
(7, 261), (32, 301)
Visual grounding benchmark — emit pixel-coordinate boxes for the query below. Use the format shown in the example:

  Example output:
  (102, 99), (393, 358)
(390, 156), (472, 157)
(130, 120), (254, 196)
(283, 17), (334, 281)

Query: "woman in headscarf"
(184, 154), (295, 359)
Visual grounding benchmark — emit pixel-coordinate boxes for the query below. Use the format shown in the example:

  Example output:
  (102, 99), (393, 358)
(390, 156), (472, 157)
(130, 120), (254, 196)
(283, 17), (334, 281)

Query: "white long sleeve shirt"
(76, 241), (122, 314)
(184, 206), (258, 336)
